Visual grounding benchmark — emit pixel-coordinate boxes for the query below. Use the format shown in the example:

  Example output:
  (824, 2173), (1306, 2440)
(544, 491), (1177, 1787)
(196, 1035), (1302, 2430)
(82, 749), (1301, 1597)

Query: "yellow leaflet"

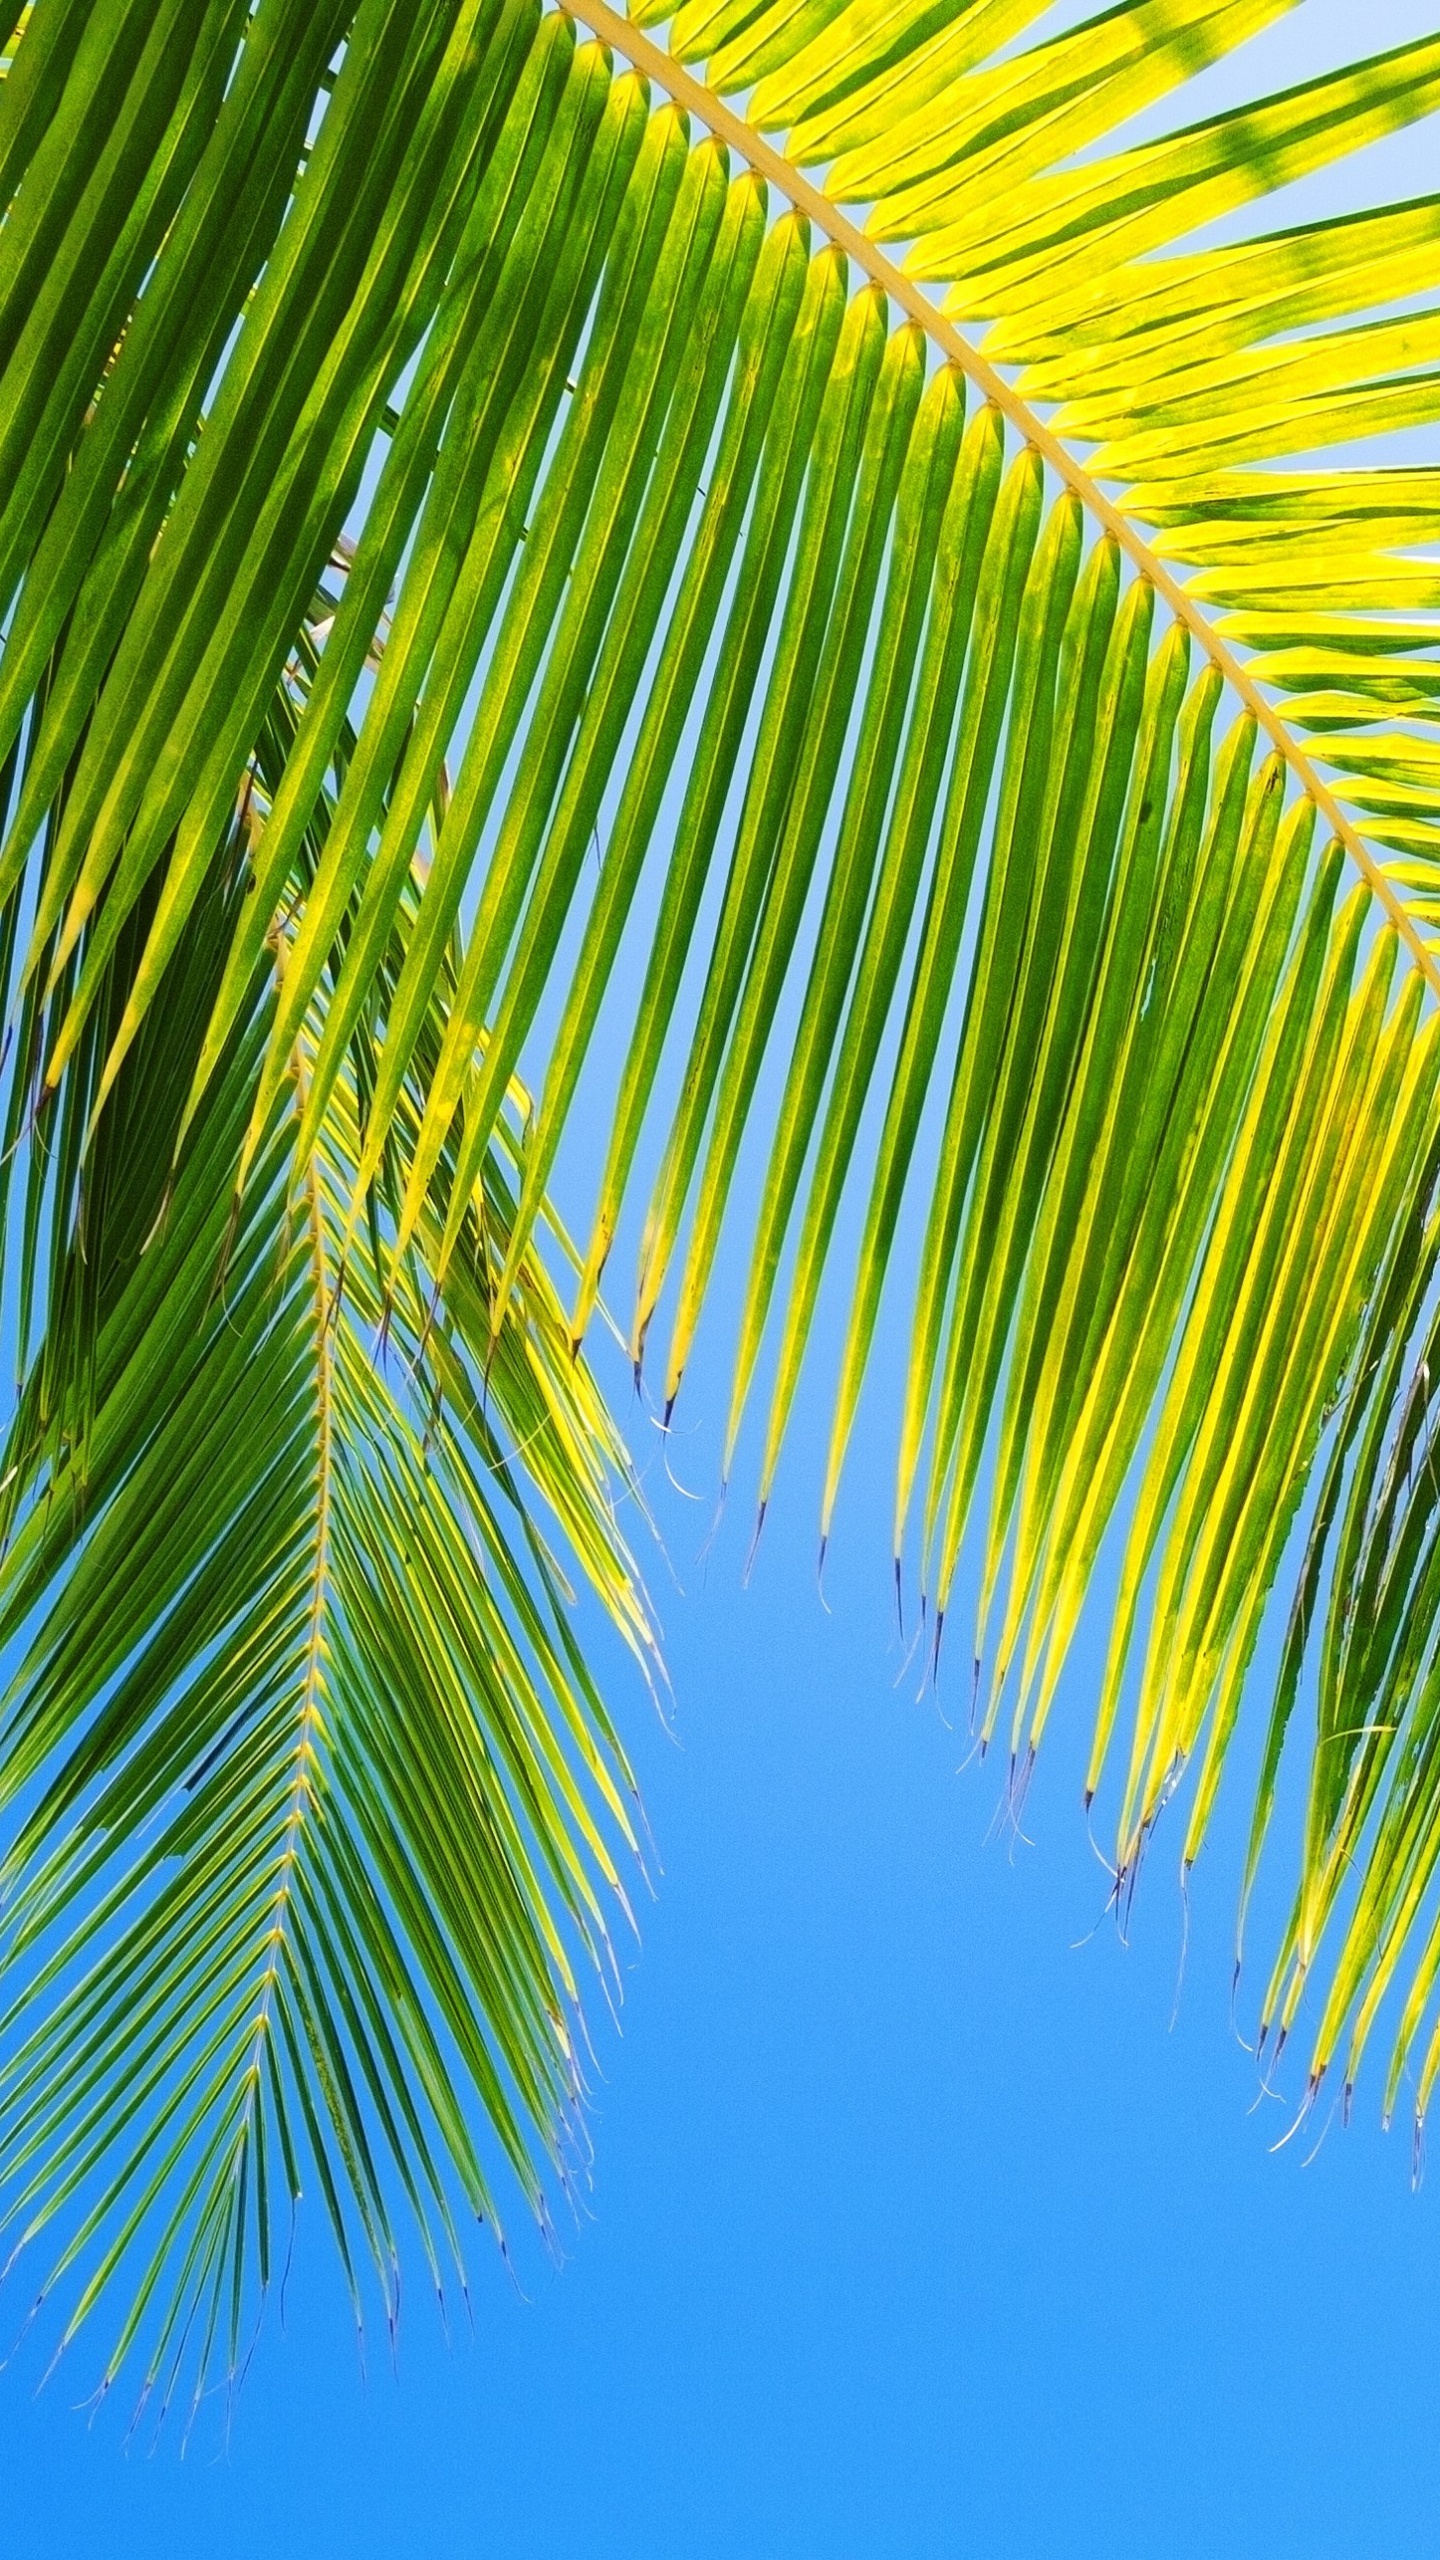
(837, 0), (1290, 237)
(1001, 197), (1440, 378)
(1088, 374), (1440, 482)
(918, 41), (1440, 304)
(1322, 735), (1440, 787)
(1125, 466), (1440, 526)
(1217, 608), (1440, 647)
(761, 0), (1052, 160)
(1172, 559), (1440, 615)
(1053, 305), (1440, 443)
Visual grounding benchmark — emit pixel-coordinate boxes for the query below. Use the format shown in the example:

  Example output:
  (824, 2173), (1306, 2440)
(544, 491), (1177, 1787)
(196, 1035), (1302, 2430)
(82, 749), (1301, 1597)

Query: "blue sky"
(7, 4), (1440, 2553)
(12, 1416), (1440, 2557)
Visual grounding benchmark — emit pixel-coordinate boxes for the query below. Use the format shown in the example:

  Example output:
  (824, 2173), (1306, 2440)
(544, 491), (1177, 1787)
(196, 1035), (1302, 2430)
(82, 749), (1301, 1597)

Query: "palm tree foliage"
(0, 646), (652, 2408)
(3, 0), (1440, 2395)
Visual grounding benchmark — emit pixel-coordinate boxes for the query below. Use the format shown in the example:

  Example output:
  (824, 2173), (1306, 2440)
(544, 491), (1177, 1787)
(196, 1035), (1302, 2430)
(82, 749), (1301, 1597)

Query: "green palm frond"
(0, 634), (650, 2403)
(5, 0), (1440, 2388)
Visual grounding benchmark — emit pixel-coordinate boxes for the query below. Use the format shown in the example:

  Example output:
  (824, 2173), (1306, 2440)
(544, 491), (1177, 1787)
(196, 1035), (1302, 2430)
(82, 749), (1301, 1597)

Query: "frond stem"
(236, 1071), (334, 2122)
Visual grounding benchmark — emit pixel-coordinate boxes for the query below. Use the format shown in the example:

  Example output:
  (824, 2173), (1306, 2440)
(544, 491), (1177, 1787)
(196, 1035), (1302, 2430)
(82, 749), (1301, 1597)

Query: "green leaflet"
(495, 206), (815, 1328)
(755, 397), (1004, 1503)
(657, 307), (928, 1406)
(723, 354), (968, 1477)
(573, 239), (851, 1339)
(423, 133), (756, 1280)
(820, 441), (1044, 1536)
(628, 278), (894, 1367)
(238, 23), (638, 1181)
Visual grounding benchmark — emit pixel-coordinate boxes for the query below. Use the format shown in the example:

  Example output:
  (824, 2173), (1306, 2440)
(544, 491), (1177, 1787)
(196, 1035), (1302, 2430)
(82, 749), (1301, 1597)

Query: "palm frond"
(5, 0), (1440, 2381)
(0, 645), (649, 2407)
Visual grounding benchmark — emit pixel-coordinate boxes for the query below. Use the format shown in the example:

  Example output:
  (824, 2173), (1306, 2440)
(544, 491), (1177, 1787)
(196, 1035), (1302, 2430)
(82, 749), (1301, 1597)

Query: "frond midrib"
(557, 0), (1439, 998)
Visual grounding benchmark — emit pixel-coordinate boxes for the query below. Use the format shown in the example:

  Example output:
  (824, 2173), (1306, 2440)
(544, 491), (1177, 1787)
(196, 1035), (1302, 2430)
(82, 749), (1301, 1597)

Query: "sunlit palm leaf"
(4, 0), (1440, 2385)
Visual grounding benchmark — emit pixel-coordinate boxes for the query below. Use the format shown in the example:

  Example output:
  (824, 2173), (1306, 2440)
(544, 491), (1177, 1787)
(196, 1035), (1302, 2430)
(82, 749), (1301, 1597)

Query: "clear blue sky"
(7, 5), (1440, 2553)
(13, 1395), (1440, 2556)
